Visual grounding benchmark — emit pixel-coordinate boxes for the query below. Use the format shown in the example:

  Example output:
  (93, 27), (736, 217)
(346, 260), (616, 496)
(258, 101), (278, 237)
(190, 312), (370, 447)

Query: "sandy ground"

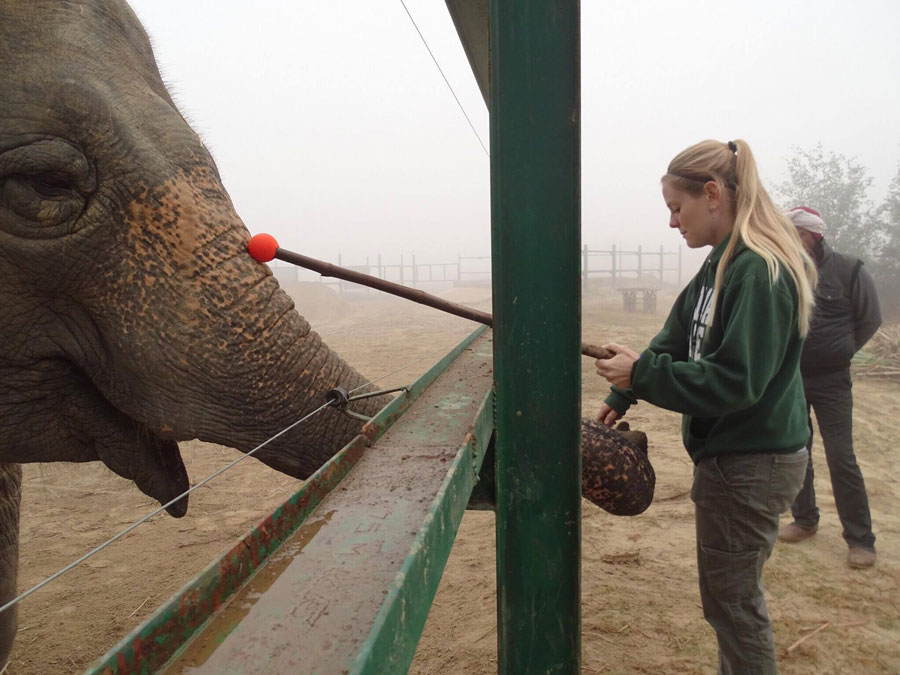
(7, 282), (900, 674)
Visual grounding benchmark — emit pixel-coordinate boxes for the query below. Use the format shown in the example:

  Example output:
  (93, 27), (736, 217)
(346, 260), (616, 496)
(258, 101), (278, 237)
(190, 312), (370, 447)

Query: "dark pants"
(692, 449), (808, 675)
(790, 368), (875, 551)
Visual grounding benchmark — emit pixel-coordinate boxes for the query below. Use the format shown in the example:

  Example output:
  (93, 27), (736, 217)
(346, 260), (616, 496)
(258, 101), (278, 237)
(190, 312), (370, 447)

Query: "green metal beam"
(84, 327), (488, 675)
(353, 385), (495, 674)
(489, 1), (582, 673)
(174, 331), (493, 674)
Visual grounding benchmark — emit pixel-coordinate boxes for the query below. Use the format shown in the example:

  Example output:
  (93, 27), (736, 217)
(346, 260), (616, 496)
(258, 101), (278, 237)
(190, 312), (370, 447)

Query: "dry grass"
(854, 324), (900, 377)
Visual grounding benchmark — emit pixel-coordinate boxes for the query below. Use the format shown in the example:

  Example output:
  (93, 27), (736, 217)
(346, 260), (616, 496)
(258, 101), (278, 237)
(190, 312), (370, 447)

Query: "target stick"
(248, 234), (613, 360)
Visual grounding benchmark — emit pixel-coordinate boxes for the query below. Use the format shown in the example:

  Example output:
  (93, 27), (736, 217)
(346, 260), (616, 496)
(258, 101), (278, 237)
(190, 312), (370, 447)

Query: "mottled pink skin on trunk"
(0, 1), (387, 665)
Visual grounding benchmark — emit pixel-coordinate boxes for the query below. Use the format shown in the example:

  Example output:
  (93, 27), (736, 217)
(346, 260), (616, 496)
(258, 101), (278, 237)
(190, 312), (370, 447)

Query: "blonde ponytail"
(664, 139), (817, 336)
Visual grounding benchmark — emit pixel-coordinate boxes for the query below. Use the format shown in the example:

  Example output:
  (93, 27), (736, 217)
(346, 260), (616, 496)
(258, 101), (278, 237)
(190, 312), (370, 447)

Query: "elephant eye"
(0, 138), (95, 238)
(3, 171), (78, 200)
(18, 171), (79, 199)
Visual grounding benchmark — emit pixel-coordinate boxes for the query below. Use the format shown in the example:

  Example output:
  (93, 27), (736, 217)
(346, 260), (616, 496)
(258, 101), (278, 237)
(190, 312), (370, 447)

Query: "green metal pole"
(490, 1), (581, 673)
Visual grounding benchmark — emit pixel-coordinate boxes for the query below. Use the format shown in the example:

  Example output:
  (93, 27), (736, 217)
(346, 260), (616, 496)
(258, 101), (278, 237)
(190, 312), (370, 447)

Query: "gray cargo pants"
(692, 449), (808, 675)
(790, 368), (875, 551)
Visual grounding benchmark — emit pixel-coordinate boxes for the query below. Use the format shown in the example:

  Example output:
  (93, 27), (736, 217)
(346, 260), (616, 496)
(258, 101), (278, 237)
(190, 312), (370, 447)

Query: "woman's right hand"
(597, 402), (623, 427)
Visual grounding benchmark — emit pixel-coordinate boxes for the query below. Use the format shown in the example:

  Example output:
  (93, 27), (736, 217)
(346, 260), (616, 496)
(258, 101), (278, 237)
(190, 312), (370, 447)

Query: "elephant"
(1, 1), (656, 668)
(0, 0), (391, 665)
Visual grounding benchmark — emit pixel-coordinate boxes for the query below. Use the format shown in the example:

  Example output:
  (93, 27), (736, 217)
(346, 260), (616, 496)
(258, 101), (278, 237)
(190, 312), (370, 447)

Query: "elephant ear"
(93, 416), (190, 518)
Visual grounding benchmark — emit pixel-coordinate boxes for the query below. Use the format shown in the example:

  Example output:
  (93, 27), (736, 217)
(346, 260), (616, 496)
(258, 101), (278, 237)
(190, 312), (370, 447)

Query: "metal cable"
(0, 400), (333, 616)
(6, 336), (471, 613)
(398, 0), (489, 158)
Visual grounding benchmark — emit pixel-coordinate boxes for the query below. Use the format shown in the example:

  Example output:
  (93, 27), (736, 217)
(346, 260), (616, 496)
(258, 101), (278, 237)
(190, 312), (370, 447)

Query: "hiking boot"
(848, 547), (876, 569)
(778, 522), (817, 543)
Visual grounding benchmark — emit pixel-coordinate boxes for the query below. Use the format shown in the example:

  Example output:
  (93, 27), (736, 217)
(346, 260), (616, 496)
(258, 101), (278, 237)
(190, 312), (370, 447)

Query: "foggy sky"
(129, 0), (900, 278)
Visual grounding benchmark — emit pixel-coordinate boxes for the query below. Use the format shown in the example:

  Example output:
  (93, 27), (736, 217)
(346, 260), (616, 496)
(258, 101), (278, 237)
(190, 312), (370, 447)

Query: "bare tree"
(871, 164), (900, 314)
(777, 143), (878, 260)
(777, 145), (900, 317)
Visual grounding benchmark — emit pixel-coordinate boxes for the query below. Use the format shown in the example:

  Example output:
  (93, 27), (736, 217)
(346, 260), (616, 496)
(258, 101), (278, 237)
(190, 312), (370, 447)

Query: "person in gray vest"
(778, 206), (882, 568)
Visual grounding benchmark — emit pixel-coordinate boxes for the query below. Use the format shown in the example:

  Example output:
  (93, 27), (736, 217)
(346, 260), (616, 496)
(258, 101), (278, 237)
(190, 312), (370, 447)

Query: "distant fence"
(271, 245), (682, 295)
(582, 244), (682, 288)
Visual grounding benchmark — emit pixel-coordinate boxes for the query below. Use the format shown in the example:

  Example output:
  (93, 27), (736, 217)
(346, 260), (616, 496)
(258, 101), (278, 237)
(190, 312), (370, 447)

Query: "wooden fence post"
(637, 245), (642, 281)
(338, 253), (343, 296)
(582, 244), (589, 291)
(611, 244), (617, 287)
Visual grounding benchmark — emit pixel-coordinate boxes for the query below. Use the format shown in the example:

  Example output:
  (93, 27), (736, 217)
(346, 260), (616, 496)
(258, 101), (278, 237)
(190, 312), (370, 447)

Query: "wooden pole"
(272, 246), (612, 360)
(637, 244), (642, 280)
(582, 243), (589, 291)
(337, 253), (343, 296)
(611, 243), (617, 287)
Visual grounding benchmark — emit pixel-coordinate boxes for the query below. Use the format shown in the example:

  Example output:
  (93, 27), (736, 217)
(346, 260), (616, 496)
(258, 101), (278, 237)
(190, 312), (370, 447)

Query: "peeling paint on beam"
(352, 388), (494, 674)
(85, 326), (488, 675)
(159, 332), (494, 673)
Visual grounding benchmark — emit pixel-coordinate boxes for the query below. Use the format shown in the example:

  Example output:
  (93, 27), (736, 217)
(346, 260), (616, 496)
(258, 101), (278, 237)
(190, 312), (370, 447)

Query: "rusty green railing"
(86, 326), (489, 675)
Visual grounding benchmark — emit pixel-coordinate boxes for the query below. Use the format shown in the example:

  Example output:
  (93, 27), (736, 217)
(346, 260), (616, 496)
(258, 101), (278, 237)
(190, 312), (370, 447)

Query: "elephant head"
(0, 0), (386, 661)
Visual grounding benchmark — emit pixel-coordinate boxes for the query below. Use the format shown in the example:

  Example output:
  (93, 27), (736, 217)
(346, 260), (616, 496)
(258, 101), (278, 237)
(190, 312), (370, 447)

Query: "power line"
(398, 0), (489, 158)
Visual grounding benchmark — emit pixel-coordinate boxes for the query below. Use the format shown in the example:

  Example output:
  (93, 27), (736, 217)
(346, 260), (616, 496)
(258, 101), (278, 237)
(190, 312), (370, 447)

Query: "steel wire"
(5, 336), (468, 614)
(398, 0), (489, 158)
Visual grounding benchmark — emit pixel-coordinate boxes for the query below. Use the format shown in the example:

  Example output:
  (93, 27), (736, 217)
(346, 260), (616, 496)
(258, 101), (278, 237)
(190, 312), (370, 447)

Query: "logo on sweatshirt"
(690, 285), (714, 361)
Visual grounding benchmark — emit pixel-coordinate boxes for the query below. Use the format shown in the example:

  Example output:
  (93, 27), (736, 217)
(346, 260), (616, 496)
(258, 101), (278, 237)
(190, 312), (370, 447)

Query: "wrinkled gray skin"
(0, 1), (387, 664)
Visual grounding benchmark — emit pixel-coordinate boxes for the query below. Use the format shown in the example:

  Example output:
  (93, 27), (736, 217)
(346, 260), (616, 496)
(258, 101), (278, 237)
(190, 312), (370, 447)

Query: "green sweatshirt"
(605, 235), (809, 464)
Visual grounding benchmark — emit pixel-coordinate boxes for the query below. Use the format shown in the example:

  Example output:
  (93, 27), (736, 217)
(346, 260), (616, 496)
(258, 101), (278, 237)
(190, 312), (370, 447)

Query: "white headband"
(787, 208), (826, 235)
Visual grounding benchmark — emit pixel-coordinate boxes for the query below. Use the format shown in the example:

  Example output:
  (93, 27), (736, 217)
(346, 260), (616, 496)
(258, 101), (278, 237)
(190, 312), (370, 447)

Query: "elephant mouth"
(128, 423), (191, 518)
(75, 370), (191, 518)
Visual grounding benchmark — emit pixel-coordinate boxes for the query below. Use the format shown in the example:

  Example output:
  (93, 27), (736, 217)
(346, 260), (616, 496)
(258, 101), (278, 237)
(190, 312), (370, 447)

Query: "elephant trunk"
(193, 307), (391, 479)
(0, 464), (21, 667)
(92, 216), (392, 480)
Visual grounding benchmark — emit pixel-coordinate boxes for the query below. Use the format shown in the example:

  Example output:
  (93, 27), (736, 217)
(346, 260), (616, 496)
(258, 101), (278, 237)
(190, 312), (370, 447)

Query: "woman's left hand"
(595, 343), (640, 389)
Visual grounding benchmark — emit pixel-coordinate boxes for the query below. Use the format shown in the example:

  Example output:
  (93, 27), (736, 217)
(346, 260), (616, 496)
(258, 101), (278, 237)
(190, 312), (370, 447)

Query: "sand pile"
(283, 281), (350, 322)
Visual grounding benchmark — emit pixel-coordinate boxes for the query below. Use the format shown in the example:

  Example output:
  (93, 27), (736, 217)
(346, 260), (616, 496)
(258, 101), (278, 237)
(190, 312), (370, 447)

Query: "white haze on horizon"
(129, 0), (900, 281)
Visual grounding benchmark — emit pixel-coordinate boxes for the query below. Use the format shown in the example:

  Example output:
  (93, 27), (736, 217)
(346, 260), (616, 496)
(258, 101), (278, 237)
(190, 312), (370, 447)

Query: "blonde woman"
(595, 139), (817, 674)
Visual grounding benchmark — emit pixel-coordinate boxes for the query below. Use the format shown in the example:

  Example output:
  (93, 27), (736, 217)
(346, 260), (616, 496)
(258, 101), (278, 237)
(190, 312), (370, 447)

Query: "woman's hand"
(596, 402), (622, 427)
(594, 342), (640, 389)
